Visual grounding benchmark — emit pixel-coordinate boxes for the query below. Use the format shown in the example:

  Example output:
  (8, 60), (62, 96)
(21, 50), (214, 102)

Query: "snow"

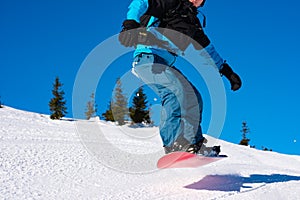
(1, 106), (300, 199)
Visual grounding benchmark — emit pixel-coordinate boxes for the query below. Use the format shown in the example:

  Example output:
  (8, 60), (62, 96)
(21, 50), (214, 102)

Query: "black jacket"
(144, 0), (210, 50)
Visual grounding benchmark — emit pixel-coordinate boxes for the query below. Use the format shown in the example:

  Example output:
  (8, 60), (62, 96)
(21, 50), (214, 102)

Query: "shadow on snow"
(184, 174), (300, 192)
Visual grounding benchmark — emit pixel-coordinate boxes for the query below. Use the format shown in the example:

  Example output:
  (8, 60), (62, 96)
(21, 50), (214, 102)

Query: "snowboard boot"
(184, 137), (208, 154)
(164, 139), (189, 154)
(164, 137), (207, 154)
(198, 145), (221, 157)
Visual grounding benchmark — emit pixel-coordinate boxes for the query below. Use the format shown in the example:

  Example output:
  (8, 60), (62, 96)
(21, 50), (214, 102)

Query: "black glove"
(219, 62), (242, 91)
(118, 20), (140, 47)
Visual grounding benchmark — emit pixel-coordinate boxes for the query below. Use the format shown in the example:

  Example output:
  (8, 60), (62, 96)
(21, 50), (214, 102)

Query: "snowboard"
(157, 151), (226, 169)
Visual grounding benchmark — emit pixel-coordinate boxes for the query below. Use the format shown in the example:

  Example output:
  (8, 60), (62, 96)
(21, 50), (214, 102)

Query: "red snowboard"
(157, 152), (225, 169)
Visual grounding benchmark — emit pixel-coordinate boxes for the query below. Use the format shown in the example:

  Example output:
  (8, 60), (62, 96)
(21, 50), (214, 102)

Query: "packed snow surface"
(1, 106), (300, 199)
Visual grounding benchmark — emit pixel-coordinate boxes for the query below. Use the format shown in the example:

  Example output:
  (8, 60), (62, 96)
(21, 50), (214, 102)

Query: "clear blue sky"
(1, 0), (300, 155)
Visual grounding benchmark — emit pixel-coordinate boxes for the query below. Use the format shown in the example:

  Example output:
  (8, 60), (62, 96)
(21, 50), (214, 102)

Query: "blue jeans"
(132, 53), (205, 147)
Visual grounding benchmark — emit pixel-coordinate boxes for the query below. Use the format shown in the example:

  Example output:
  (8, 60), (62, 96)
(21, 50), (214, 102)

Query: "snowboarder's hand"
(220, 62), (242, 91)
(119, 20), (141, 47)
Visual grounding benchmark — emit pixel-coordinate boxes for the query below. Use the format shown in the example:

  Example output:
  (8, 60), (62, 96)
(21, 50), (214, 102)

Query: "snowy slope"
(1, 106), (300, 199)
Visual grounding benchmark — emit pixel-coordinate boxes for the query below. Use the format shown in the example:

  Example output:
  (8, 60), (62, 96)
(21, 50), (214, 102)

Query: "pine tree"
(85, 93), (97, 120)
(129, 87), (151, 124)
(49, 77), (67, 120)
(0, 96), (3, 108)
(102, 101), (115, 122)
(239, 121), (250, 146)
(111, 78), (128, 125)
(262, 146), (273, 151)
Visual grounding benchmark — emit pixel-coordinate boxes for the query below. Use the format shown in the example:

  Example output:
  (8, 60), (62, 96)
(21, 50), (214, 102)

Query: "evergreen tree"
(85, 93), (97, 120)
(49, 77), (67, 120)
(111, 78), (128, 125)
(102, 101), (115, 122)
(129, 87), (151, 124)
(239, 121), (250, 146)
(262, 146), (273, 151)
(0, 96), (3, 108)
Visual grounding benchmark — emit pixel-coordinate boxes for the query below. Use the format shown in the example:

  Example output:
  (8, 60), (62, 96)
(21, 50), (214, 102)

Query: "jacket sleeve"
(127, 0), (149, 22)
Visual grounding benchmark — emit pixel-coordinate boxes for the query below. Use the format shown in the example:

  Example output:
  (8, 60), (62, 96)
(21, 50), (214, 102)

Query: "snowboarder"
(119, 0), (242, 154)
